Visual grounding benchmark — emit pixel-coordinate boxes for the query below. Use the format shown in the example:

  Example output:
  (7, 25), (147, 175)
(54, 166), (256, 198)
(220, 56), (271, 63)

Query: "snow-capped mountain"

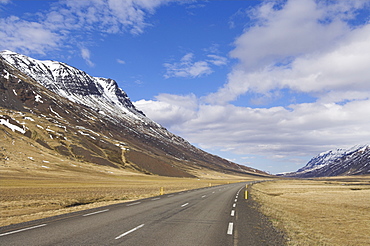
(0, 50), (180, 146)
(0, 50), (266, 178)
(1, 50), (143, 119)
(283, 144), (370, 177)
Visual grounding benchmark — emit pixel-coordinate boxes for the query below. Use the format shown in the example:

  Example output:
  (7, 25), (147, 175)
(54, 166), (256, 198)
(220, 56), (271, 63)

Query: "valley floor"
(3, 160), (368, 246)
(251, 176), (370, 246)
(0, 168), (258, 227)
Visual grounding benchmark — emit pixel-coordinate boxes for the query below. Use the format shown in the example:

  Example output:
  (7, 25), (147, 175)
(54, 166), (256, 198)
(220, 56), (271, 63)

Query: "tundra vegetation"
(251, 177), (370, 246)
(0, 106), (266, 227)
(1, 166), (258, 227)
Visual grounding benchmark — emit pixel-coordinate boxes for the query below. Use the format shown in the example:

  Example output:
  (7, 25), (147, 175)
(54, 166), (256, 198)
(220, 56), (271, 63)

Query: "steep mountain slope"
(0, 50), (267, 178)
(282, 144), (370, 177)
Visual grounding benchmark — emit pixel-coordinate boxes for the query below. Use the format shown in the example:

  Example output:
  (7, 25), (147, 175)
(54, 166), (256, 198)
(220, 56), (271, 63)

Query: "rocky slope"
(0, 50), (267, 178)
(282, 144), (370, 177)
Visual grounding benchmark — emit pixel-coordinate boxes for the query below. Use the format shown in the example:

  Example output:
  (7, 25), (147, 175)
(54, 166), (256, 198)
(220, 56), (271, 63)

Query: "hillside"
(282, 144), (370, 178)
(0, 50), (267, 179)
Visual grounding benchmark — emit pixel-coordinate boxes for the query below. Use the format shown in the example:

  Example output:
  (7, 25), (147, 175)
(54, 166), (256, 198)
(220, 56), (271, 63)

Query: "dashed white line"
(233, 203), (236, 208)
(0, 224), (47, 237)
(234, 199), (237, 202)
(201, 195), (206, 198)
(83, 209), (109, 217)
(227, 222), (234, 235)
(151, 197), (161, 201)
(181, 203), (189, 207)
(167, 195), (174, 197)
(115, 224), (145, 240)
(126, 202), (141, 206)
(231, 210), (235, 216)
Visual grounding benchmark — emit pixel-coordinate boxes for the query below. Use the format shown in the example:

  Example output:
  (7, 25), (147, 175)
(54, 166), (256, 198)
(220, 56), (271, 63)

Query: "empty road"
(0, 182), (285, 245)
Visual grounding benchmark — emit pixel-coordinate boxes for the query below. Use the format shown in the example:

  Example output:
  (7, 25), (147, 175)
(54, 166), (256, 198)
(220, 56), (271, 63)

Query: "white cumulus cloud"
(164, 52), (227, 79)
(80, 47), (94, 67)
(206, 0), (370, 105)
(0, 16), (61, 55)
(117, 59), (126, 64)
(136, 96), (370, 171)
(134, 93), (198, 126)
(0, 0), (174, 55)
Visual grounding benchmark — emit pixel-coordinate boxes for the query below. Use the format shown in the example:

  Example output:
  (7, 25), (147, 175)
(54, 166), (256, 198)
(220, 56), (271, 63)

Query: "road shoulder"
(235, 190), (287, 246)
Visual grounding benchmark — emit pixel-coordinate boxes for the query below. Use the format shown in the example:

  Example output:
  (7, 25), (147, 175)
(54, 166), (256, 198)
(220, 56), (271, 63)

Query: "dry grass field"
(251, 177), (370, 246)
(1, 119), (265, 227)
(1, 166), (258, 227)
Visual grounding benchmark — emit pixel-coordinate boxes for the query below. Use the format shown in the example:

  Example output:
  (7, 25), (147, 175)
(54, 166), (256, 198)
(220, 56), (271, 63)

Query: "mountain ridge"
(282, 144), (370, 177)
(0, 50), (267, 178)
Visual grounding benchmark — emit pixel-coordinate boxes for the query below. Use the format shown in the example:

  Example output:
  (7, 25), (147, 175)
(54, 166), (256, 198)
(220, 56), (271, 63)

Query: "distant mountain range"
(0, 50), (267, 178)
(281, 144), (370, 177)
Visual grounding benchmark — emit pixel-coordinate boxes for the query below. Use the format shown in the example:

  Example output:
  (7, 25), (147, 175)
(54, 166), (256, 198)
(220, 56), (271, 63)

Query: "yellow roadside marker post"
(160, 187), (164, 195)
(245, 184), (248, 199)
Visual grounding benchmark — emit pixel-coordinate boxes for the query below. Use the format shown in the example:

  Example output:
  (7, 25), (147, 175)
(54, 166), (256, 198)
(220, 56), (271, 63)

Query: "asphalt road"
(0, 182), (285, 246)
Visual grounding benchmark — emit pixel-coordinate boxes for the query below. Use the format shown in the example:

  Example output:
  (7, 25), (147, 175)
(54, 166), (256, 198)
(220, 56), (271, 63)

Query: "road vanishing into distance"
(0, 182), (284, 246)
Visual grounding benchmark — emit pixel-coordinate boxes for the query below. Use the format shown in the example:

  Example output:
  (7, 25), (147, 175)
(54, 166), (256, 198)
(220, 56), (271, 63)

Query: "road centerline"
(115, 224), (145, 240)
(227, 222), (234, 235)
(0, 224), (47, 237)
(126, 202), (141, 206)
(82, 209), (109, 217)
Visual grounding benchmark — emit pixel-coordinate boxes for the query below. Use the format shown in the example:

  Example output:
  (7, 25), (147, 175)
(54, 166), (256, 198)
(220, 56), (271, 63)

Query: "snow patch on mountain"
(0, 116), (26, 134)
(0, 50), (146, 122)
(283, 144), (370, 177)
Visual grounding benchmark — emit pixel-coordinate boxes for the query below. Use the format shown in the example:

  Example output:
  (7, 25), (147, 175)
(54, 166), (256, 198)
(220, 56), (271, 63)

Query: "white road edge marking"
(231, 210), (235, 216)
(237, 186), (244, 196)
(181, 203), (189, 207)
(115, 224), (145, 240)
(151, 198), (161, 201)
(227, 222), (234, 235)
(83, 209), (109, 217)
(0, 224), (47, 237)
(127, 202), (141, 206)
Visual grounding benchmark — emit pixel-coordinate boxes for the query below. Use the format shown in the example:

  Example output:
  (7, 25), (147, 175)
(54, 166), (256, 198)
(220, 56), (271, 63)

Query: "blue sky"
(1, 0), (370, 174)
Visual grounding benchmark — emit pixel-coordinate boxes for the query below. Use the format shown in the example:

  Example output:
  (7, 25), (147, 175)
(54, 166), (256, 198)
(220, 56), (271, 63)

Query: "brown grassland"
(2, 124), (368, 245)
(0, 120), (265, 227)
(1, 167), (259, 227)
(251, 176), (370, 246)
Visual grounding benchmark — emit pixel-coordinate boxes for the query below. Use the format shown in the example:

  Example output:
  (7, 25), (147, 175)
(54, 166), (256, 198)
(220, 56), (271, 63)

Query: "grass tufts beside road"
(251, 177), (370, 246)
